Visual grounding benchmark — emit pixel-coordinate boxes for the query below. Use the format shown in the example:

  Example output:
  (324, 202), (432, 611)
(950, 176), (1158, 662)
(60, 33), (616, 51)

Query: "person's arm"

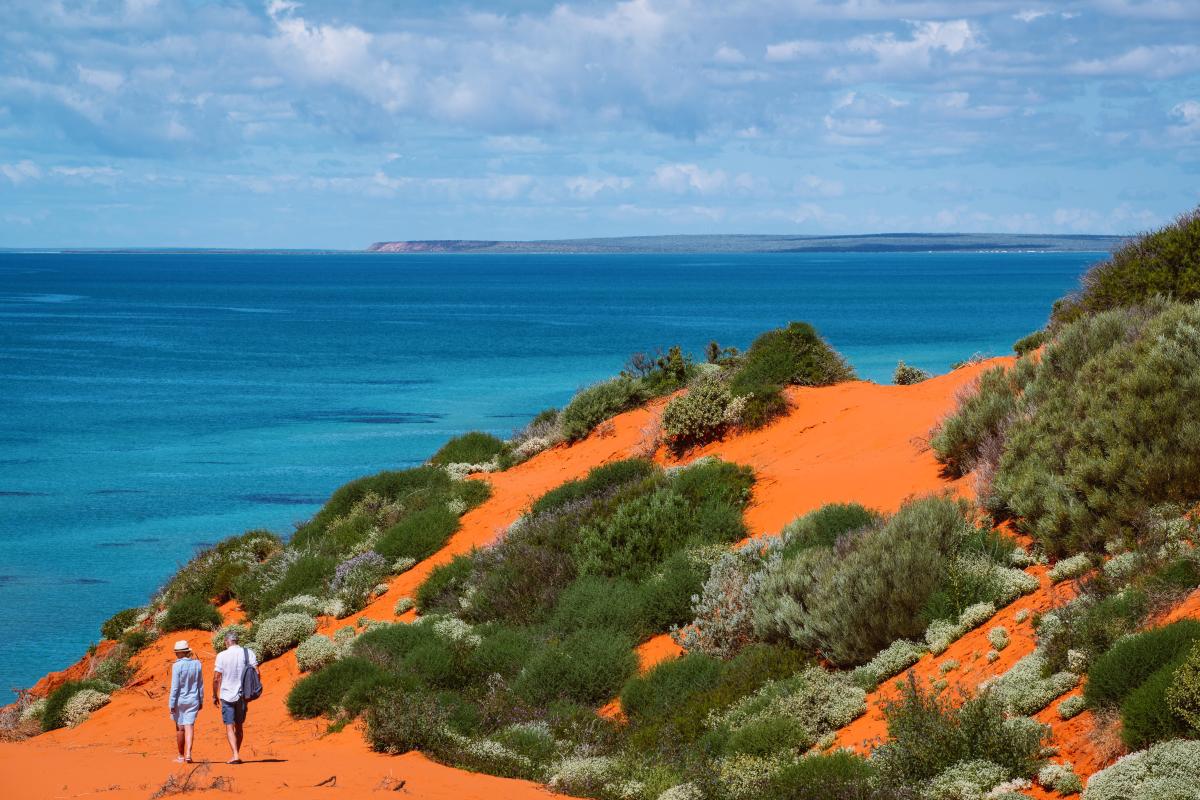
(169, 661), (179, 711)
(197, 663), (204, 709)
(212, 657), (222, 706)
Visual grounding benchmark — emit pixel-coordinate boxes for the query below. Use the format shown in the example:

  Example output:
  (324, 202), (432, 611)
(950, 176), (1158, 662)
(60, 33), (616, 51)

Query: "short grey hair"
(224, 629), (240, 643)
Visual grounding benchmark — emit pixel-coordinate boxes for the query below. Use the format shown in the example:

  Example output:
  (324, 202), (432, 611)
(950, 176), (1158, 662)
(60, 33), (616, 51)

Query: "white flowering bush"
(940, 658), (960, 675)
(457, 737), (536, 779)
(1037, 762), (1082, 794)
(1102, 551), (1142, 582)
(211, 623), (251, 653)
(988, 626), (1010, 651)
(63, 689), (110, 727)
(394, 596), (414, 615)
(1009, 547), (1037, 568)
(852, 638), (927, 689)
(983, 778), (1032, 799)
(924, 759), (1008, 800)
(414, 614), (482, 648)
(275, 594), (324, 615)
(254, 612), (317, 660)
(1057, 694), (1086, 720)
(548, 756), (621, 795)
(984, 651), (1078, 715)
(19, 697), (46, 723)
(661, 378), (747, 452)
(1083, 740), (1200, 800)
(927, 602), (997, 654)
(715, 753), (781, 800)
(1048, 554), (1092, 583)
(1014, 609), (1030, 624)
(714, 667), (866, 739)
(676, 541), (773, 658)
(322, 596), (348, 619)
(392, 556), (417, 574)
(658, 783), (702, 800)
(332, 625), (357, 654)
(443, 460), (500, 481)
(295, 634), (339, 672)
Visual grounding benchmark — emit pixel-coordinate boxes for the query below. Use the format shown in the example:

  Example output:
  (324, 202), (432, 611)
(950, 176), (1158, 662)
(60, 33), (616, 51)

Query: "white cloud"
(796, 175), (844, 198)
(765, 39), (824, 62)
(566, 175), (633, 199)
(1013, 10), (1050, 23)
(832, 20), (978, 81)
(1, 160), (41, 184)
(77, 66), (124, 93)
(713, 44), (746, 64)
(651, 163), (728, 194)
(1068, 45), (1200, 79)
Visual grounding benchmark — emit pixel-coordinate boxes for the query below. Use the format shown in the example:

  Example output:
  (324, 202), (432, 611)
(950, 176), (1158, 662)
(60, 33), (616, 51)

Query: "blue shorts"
(220, 698), (247, 725)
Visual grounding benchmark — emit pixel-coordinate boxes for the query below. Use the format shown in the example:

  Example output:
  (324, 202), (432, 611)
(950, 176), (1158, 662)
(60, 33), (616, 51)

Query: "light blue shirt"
(169, 657), (204, 712)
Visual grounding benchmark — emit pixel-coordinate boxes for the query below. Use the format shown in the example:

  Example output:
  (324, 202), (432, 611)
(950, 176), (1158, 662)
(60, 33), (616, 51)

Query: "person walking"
(212, 630), (258, 764)
(168, 640), (203, 763)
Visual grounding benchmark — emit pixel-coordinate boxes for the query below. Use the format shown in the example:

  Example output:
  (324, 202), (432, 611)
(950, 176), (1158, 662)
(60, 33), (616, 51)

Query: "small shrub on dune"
(160, 595), (223, 632)
(374, 507), (459, 564)
(761, 753), (901, 800)
(779, 502), (880, 558)
(930, 362), (1030, 478)
(1119, 659), (1192, 749)
(712, 667), (866, 752)
(1167, 641), (1200, 734)
(514, 630), (637, 707)
(415, 553), (474, 614)
(287, 656), (395, 719)
(466, 626), (538, 679)
(533, 459), (659, 518)
(987, 651), (1078, 716)
(560, 376), (650, 441)
(100, 607), (141, 641)
(1082, 739), (1200, 800)
(41, 679), (118, 731)
(548, 575), (648, 637)
(620, 653), (724, 722)
(1085, 620), (1200, 708)
(237, 551), (337, 618)
(1037, 589), (1148, 675)
(1052, 206), (1200, 326)
(661, 378), (745, 453)
(1012, 329), (1047, 355)
(430, 431), (508, 467)
(296, 634), (339, 673)
(160, 529), (281, 606)
(684, 542), (774, 659)
(330, 550), (388, 614)
(254, 612), (317, 660)
(63, 689), (111, 727)
(874, 676), (1047, 789)
(366, 688), (472, 756)
(120, 627), (154, 653)
(893, 361), (931, 385)
(639, 549), (707, 632)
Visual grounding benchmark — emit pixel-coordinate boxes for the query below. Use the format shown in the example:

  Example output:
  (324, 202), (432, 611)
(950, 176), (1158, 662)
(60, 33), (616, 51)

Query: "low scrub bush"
(1052, 206), (1200, 326)
(41, 679), (118, 731)
(712, 667), (866, 749)
(366, 688), (473, 756)
(677, 543), (770, 659)
(779, 502), (880, 558)
(160, 529), (281, 606)
(560, 377), (650, 441)
(514, 630), (637, 707)
(893, 361), (931, 385)
(160, 595), (222, 632)
(851, 639), (927, 690)
(430, 431), (507, 466)
(62, 689), (110, 727)
(987, 651), (1079, 716)
(1037, 589), (1148, 675)
(661, 379), (744, 452)
(1119, 660), (1192, 749)
(1167, 641), (1200, 734)
(1082, 739), (1200, 800)
(467, 626), (537, 679)
(1085, 620), (1200, 708)
(296, 634), (339, 672)
(236, 551), (337, 618)
(874, 676), (1047, 788)
(930, 363), (1031, 478)
(620, 653), (723, 722)
(759, 752), (896, 800)
(529, 458), (658, 516)
(254, 612), (317, 660)
(100, 608), (141, 641)
(375, 507), (459, 564)
(548, 575), (648, 637)
(1013, 329), (1047, 355)
(286, 656), (392, 718)
(1048, 553), (1092, 583)
(416, 553), (474, 615)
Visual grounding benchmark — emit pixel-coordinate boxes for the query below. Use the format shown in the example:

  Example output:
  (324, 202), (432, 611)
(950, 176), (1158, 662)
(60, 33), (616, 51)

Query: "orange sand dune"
(0, 358), (1020, 798)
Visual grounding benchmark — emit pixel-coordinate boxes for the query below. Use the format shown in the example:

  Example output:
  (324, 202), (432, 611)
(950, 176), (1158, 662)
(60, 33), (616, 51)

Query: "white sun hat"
(173, 639), (191, 652)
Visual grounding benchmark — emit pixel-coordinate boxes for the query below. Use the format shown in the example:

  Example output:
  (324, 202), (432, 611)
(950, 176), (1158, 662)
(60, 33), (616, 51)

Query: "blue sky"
(1, 0), (1198, 248)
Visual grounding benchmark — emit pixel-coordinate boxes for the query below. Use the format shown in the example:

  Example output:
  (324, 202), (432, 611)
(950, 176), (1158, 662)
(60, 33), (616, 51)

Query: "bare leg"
(225, 724), (241, 763)
(235, 722), (244, 752)
(183, 723), (194, 762)
(175, 724), (185, 760)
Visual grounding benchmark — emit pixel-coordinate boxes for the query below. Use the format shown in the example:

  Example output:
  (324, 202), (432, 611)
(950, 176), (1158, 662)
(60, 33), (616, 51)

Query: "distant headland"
(366, 232), (1125, 254)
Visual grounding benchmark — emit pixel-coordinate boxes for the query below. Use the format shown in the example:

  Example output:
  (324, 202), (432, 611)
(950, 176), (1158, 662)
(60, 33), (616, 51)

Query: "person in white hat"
(168, 639), (203, 763)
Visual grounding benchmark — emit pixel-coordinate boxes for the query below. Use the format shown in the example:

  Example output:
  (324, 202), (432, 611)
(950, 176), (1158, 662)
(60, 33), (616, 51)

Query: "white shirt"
(214, 644), (258, 703)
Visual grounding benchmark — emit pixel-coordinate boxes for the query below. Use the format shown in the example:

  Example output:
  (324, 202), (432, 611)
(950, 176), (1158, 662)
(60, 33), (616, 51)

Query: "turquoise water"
(0, 251), (1100, 697)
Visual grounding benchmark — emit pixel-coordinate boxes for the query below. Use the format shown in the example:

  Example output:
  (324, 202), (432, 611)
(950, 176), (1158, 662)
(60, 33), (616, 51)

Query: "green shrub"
(779, 502), (880, 558)
(237, 552), (336, 618)
(100, 608), (141, 640)
(761, 753), (898, 800)
(1120, 659), (1192, 749)
(992, 302), (1200, 554)
(755, 495), (973, 666)
(893, 361), (931, 385)
(548, 575), (648, 637)
(1167, 641), (1200, 734)
(874, 676), (1047, 787)
(92, 648), (136, 686)
(514, 630), (637, 707)
(120, 627), (154, 653)
(639, 549), (707, 632)
(1082, 739), (1200, 800)
(1052, 207), (1200, 326)
(724, 714), (811, 757)
(1038, 589), (1149, 675)
(730, 321), (855, 393)
(286, 656), (392, 718)
(620, 654), (724, 721)
(41, 679), (118, 731)
(296, 634), (339, 672)
(930, 363), (1030, 478)
(560, 377), (650, 441)
(160, 595), (223, 632)
(530, 458), (658, 516)
(366, 689), (465, 756)
(160, 529), (281, 605)
(467, 626), (537, 679)
(430, 431), (508, 466)
(375, 507), (460, 563)
(1013, 329), (1047, 355)
(416, 553), (474, 614)
(1086, 620), (1200, 708)
(661, 379), (741, 452)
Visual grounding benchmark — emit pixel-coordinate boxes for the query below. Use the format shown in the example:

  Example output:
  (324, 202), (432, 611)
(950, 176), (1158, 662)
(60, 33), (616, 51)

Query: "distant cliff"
(366, 232), (1125, 254)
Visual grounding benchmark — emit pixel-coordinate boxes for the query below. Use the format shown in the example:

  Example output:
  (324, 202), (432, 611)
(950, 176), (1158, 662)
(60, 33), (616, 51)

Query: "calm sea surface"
(0, 250), (1101, 696)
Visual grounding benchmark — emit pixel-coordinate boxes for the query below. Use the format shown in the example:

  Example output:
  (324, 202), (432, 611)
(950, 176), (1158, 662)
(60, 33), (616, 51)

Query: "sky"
(0, 0), (1198, 248)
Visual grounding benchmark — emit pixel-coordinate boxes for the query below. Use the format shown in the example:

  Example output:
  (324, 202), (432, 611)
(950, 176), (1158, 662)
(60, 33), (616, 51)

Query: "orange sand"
(9, 356), (1104, 799)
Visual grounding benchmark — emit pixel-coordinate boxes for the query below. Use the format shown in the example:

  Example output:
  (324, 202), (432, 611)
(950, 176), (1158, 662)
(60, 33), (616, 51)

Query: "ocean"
(0, 250), (1101, 697)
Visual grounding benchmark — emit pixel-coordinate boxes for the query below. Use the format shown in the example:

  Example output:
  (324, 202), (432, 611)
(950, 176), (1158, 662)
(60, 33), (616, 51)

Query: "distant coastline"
(1, 232), (1125, 256)
(366, 232), (1126, 255)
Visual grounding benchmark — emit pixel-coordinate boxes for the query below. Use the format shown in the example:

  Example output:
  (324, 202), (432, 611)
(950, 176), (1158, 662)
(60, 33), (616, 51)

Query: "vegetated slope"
(0, 360), (1000, 799)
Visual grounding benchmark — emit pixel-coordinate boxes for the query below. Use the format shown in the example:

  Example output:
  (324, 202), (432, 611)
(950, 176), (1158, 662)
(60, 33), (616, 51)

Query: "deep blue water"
(0, 250), (1100, 697)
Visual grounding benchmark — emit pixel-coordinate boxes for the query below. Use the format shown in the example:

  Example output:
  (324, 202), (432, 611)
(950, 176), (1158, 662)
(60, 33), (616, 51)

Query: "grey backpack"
(241, 646), (263, 702)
